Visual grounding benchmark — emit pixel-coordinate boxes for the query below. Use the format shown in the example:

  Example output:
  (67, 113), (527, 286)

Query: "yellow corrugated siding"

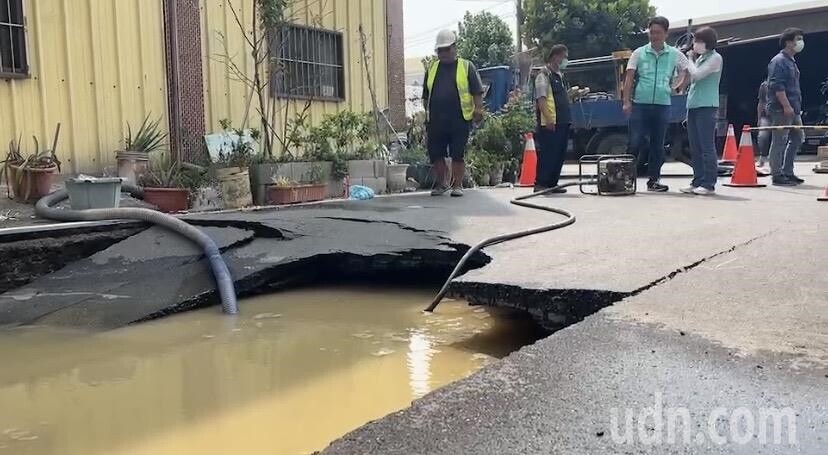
(200, 0), (388, 145)
(0, 0), (168, 174)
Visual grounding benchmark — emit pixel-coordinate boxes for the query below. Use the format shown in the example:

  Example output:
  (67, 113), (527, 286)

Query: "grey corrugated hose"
(35, 182), (239, 315)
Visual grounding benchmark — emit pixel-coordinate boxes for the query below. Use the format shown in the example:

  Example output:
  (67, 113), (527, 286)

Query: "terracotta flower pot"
(9, 164), (57, 203)
(266, 183), (327, 205)
(143, 188), (190, 213)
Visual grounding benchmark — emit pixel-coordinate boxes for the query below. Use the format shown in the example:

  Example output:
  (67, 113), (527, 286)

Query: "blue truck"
(479, 53), (694, 165)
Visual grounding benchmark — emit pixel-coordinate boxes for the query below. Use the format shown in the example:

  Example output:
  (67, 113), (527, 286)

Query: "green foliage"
(457, 11), (515, 68)
(398, 146), (428, 166)
(125, 115), (167, 153)
(471, 114), (510, 161)
(257, 0), (288, 30)
(305, 111), (379, 161)
(523, 0), (655, 59)
(498, 92), (535, 161)
(217, 119), (261, 169)
(2, 124), (63, 198)
(140, 152), (204, 190)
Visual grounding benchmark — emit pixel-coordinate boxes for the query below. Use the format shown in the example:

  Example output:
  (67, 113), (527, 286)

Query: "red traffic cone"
(819, 184), (828, 202)
(720, 124), (738, 164)
(724, 125), (766, 188)
(519, 133), (537, 187)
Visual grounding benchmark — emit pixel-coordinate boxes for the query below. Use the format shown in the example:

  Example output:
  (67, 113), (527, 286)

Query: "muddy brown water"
(0, 286), (543, 455)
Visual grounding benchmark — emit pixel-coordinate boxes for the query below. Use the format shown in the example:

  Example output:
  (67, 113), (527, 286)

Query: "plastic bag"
(349, 185), (375, 200)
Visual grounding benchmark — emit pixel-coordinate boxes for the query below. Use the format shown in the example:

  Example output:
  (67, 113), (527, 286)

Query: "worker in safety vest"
(533, 44), (572, 194)
(422, 30), (485, 197)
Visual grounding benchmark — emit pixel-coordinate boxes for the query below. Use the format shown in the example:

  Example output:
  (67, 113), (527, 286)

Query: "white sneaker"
(680, 186), (697, 194)
(692, 187), (715, 196)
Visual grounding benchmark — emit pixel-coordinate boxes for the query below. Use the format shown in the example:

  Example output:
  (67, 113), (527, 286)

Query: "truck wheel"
(591, 132), (629, 156)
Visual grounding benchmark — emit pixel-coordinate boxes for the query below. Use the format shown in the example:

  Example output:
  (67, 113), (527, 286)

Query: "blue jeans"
(628, 104), (669, 182)
(687, 107), (718, 190)
(769, 113), (803, 178)
(535, 123), (570, 188)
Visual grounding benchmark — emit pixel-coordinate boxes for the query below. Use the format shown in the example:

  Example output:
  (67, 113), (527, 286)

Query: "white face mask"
(693, 42), (707, 54)
(794, 39), (805, 53)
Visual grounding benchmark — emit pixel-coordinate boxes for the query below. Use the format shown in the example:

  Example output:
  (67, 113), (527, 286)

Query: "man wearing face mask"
(767, 28), (806, 186)
(533, 44), (572, 193)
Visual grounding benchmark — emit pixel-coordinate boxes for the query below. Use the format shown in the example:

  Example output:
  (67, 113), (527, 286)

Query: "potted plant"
(249, 107), (340, 204)
(117, 115), (167, 183)
(265, 164), (328, 205)
(471, 114), (512, 187)
(468, 147), (495, 187)
(214, 119), (256, 209)
(400, 113), (435, 189)
(139, 152), (196, 213)
(2, 124), (62, 203)
(307, 111), (388, 194)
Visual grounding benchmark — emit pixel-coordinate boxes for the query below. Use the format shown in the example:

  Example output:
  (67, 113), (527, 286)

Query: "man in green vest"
(622, 16), (689, 192)
(422, 29), (485, 197)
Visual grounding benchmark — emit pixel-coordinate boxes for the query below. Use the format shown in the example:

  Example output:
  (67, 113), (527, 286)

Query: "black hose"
(35, 183), (239, 315)
(425, 181), (592, 312)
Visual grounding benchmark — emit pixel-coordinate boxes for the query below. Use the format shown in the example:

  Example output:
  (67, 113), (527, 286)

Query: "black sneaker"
(786, 175), (805, 184)
(647, 181), (669, 192)
(772, 177), (797, 187)
(533, 185), (549, 193)
(546, 187), (568, 194)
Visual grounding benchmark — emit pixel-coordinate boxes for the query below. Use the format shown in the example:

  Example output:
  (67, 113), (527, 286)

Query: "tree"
(457, 11), (515, 68)
(523, 0), (655, 59)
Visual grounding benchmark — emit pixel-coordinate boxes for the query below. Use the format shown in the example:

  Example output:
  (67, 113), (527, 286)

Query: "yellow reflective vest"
(427, 58), (475, 121)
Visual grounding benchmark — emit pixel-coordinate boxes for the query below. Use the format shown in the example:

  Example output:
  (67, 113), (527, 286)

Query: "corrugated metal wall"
(200, 0), (388, 142)
(0, 0), (169, 174)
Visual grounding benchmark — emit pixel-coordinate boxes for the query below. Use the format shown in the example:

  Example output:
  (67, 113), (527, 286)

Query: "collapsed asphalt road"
(1, 164), (826, 453)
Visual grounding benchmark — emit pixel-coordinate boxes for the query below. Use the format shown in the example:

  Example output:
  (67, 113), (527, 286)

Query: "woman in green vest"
(680, 27), (723, 196)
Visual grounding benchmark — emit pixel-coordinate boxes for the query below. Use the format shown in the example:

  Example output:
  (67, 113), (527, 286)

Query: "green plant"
(499, 91), (535, 161)
(271, 176), (297, 187)
(398, 145), (428, 166)
(471, 114), (511, 163)
(523, 0), (655, 59)
(302, 163), (325, 184)
(140, 152), (186, 189)
(304, 111), (381, 176)
(125, 115), (167, 153)
(457, 11), (515, 68)
(468, 146), (497, 184)
(216, 119), (260, 168)
(2, 125), (62, 199)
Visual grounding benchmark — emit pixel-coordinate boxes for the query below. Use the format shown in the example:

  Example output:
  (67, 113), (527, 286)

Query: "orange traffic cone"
(818, 184), (828, 201)
(719, 124), (738, 164)
(724, 125), (766, 188)
(519, 133), (538, 187)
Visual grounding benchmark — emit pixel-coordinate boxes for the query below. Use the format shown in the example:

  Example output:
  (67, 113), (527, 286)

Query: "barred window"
(273, 24), (344, 101)
(0, 0), (27, 78)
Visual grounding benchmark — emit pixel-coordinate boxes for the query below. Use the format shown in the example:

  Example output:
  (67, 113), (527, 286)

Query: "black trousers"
(535, 124), (570, 187)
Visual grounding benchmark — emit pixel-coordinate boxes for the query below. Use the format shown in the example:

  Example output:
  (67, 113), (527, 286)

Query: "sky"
(404, 0), (809, 57)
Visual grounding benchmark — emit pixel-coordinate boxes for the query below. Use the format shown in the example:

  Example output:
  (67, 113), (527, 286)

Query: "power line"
(404, 9), (517, 51)
(404, 0), (514, 45)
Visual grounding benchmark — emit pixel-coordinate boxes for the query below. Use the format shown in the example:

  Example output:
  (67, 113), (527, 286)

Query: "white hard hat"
(435, 30), (457, 50)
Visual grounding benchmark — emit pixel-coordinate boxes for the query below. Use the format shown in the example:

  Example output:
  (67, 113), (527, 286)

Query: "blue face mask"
(559, 59), (569, 70)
